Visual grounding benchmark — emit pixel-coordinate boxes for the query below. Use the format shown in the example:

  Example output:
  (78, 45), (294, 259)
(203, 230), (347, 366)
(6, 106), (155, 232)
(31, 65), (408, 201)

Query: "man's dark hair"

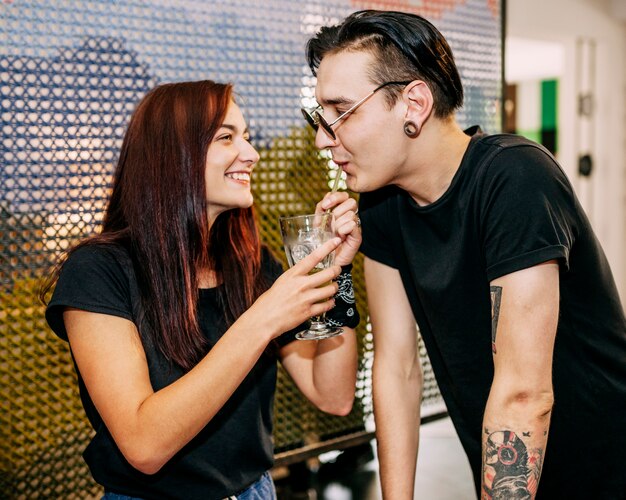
(306, 10), (463, 118)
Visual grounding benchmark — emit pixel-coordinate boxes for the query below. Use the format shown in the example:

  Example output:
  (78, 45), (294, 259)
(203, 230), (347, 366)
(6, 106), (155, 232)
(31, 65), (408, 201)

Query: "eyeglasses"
(301, 81), (411, 140)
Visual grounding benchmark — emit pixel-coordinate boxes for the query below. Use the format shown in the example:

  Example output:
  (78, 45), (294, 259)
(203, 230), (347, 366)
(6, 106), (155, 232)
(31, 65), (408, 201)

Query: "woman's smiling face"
(204, 100), (260, 224)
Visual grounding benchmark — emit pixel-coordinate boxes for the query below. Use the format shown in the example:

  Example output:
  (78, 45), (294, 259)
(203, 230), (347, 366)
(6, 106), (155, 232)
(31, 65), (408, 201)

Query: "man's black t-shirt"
(46, 243), (296, 499)
(360, 128), (626, 497)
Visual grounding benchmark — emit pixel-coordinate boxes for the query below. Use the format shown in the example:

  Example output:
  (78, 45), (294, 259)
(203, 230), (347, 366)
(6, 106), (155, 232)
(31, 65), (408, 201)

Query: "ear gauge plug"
(403, 121), (420, 138)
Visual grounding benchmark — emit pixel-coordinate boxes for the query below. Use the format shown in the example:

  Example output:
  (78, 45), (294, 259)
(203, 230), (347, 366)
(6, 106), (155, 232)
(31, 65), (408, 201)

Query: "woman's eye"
(217, 134), (233, 142)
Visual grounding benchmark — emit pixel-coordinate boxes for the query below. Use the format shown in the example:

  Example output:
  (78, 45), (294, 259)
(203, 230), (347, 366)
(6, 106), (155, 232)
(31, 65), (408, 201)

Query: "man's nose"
(314, 126), (338, 150)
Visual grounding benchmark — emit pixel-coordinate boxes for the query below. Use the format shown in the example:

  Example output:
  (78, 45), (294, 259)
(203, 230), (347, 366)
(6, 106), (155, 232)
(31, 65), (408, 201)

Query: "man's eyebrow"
(317, 96), (353, 107)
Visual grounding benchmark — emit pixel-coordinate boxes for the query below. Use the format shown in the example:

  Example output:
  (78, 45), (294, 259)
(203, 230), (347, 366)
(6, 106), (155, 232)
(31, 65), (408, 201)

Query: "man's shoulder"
(468, 132), (561, 180)
(473, 132), (552, 159)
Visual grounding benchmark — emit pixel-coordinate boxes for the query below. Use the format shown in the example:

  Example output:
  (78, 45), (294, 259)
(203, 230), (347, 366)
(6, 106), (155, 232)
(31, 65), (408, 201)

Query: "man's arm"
(482, 260), (559, 499)
(365, 257), (422, 499)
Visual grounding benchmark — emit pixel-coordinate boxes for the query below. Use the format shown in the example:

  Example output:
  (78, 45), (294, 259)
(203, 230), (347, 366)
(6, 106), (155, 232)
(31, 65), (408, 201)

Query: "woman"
(43, 80), (360, 499)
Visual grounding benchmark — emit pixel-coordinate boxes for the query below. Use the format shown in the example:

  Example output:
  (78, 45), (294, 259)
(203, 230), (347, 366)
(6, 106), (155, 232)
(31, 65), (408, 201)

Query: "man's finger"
(320, 191), (349, 211)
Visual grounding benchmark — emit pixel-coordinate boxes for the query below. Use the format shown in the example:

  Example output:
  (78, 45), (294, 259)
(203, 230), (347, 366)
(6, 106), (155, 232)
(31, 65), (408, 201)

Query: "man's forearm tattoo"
(482, 429), (545, 499)
(490, 286), (502, 354)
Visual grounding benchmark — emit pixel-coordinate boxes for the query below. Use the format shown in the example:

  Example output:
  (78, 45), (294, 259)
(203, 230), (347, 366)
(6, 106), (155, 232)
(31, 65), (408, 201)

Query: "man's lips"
(333, 161), (352, 175)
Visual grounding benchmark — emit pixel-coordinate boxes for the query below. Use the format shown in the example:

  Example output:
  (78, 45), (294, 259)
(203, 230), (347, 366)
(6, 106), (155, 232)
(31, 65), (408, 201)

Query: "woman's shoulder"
(47, 241), (137, 341)
(64, 241), (132, 272)
(56, 241), (137, 295)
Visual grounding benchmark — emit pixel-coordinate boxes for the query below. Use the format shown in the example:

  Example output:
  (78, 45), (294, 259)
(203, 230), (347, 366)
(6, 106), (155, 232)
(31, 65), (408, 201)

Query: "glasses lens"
(301, 108), (336, 140)
(316, 113), (336, 140)
(301, 108), (319, 131)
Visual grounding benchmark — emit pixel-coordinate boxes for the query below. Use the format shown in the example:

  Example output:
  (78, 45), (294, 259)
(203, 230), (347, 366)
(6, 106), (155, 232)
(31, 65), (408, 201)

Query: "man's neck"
(397, 119), (472, 206)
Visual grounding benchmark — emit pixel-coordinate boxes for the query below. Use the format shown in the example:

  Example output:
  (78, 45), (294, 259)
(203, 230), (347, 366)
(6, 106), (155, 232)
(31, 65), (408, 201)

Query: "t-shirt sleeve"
(479, 144), (575, 281)
(358, 187), (399, 269)
(46, 245), (135, 341)
(260, 246), (303, 348)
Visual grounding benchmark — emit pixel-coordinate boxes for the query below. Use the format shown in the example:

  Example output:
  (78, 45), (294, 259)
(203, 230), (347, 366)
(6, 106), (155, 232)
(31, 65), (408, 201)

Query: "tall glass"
(279, 213), (344, 340)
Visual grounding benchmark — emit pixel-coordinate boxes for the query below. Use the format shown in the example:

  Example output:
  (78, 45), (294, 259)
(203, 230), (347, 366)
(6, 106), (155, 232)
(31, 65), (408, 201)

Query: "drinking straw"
(325, 168), (342, 213)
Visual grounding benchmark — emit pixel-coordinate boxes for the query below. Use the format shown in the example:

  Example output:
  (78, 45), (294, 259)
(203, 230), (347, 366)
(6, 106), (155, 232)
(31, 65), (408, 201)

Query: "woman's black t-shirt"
(46, 243), (295, 499)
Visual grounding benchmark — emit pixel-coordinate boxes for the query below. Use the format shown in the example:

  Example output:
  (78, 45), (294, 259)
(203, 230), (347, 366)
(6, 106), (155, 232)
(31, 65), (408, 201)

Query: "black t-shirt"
(46, 243), (296, 499)
(360, 128), (626, 498)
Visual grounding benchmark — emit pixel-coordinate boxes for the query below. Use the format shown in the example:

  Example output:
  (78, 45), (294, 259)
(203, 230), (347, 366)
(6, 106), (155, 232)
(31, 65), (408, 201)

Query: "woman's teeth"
(225, 172), (250, 182)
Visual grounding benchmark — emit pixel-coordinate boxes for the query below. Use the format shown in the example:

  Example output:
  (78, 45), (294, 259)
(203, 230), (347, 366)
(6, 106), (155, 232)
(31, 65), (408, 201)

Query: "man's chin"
(346, 175), (376, 194)
(345, 175), (361, 193)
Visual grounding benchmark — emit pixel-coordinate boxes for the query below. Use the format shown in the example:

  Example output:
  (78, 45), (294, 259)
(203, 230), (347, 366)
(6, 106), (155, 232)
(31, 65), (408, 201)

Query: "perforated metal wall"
(1, 0), (501, 497)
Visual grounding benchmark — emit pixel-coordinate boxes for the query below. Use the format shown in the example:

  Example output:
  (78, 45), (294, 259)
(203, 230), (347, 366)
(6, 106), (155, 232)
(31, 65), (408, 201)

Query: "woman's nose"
(241, 140), (260, 164)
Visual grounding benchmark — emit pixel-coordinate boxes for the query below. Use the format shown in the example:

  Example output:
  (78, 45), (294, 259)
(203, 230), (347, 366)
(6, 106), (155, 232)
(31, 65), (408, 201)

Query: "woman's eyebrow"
(219, 123), (250, 134)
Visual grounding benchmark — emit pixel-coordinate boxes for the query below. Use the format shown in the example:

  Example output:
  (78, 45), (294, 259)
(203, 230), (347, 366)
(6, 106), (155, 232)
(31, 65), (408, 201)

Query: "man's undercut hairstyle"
(306, 10), (464, 118)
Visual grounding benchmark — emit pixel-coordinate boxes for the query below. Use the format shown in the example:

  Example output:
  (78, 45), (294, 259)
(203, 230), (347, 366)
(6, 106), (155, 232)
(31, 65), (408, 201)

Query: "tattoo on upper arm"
(490, 286), (502, 354)
(482, 429), (545, 499)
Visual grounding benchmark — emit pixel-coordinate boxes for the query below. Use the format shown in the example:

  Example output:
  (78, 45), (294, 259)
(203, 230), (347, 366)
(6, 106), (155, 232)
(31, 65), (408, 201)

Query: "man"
(305, 10), (626, 499)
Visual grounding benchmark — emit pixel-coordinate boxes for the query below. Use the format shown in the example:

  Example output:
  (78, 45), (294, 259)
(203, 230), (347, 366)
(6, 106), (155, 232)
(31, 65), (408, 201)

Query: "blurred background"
(1, 0), (624, 498)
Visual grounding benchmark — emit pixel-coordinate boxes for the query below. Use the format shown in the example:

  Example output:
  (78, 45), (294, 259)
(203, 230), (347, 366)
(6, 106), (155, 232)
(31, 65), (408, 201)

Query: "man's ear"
(402, 80), (434, 127)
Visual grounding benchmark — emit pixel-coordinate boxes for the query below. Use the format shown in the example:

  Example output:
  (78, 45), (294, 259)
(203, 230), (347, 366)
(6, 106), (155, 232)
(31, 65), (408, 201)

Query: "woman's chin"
(227, 196), (255, 212)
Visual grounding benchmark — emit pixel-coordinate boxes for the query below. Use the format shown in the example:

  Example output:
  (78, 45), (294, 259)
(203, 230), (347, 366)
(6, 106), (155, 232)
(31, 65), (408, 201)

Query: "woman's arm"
(65, 238), (342, 475)
(279, 190), (361, 415)
(66, 309), (273, 474)
(279, 327), (358, 415)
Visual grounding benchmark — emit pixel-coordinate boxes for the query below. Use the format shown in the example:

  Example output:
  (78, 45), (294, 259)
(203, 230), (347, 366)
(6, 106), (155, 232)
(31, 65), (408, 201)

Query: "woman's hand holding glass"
(236, 237), (342, 342)
(279, 213), (343, 340)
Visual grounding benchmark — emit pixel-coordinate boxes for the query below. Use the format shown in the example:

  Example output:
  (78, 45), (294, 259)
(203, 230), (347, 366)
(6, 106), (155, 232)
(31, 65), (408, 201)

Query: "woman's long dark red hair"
(44, 81), (266, 371)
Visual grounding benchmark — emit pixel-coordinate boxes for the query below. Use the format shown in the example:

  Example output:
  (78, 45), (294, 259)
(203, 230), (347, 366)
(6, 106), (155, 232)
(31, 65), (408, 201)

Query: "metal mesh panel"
(1, 0), (501, 497)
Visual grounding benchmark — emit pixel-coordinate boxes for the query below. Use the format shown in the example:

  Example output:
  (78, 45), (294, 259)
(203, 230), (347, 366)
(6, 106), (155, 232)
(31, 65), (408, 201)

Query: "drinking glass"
(279, 212), (343, 340)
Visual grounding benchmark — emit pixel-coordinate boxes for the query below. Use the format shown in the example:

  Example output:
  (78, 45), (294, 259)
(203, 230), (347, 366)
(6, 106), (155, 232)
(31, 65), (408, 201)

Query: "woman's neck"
(197, 268), (219, 288)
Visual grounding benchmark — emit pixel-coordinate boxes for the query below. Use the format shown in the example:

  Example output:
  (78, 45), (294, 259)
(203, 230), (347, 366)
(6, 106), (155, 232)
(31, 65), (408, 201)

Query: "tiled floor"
(276, 417), (477, 499)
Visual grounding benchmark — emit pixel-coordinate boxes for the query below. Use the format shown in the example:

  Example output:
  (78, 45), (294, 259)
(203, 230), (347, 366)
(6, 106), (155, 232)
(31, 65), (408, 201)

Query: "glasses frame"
(301, 80), (412, 140)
